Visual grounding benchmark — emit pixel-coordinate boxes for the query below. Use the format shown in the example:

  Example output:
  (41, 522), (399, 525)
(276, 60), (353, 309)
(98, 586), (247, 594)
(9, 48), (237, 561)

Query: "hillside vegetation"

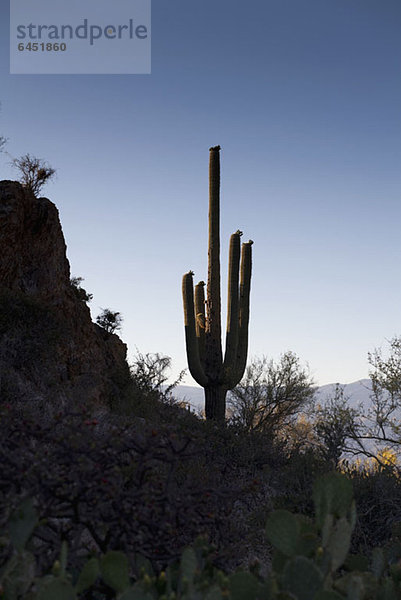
(1, 357), (401, 598)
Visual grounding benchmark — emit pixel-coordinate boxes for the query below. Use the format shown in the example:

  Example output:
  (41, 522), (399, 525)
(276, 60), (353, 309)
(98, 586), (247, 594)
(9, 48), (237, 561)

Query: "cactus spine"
(182, 146), (253, 421)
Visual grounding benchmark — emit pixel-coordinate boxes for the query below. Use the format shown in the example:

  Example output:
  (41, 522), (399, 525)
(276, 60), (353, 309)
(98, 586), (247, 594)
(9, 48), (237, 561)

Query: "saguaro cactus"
(182, 146), (253, 421)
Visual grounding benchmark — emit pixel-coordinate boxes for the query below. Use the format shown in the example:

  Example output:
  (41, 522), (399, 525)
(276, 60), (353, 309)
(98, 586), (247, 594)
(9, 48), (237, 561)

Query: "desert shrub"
(130, 351), (186, 403)
(312, 384), (359, 468)
(70, 277), (93, 303)
(227, 352), (316, 434)
(96, 308), (122, 333)
(0, 401), (265, 579)
(112, 351), (188, 423)
(11, 153), (56, 196)
(343, 464), (401, 554)
(261, 440), (401, 561)
(266, 446), (328, 520)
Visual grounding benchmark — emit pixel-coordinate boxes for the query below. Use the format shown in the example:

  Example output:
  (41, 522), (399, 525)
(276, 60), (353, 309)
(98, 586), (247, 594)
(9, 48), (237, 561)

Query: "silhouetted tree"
(130, 351), (186, 403)
(357, 337), (401, 456)
(12, 153), (56, 195)
(96, 308), (123, 334)
(227, 352), (316, 434)
(313, 384), (358, 468)
(315, 339), (401, 468)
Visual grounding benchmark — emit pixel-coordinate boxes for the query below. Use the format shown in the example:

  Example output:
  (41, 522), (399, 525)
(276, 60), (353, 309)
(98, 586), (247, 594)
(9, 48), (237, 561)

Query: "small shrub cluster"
(70, 278), (93, 304)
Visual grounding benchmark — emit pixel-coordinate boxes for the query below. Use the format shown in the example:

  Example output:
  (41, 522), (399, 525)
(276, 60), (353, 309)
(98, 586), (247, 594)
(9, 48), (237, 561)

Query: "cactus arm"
(205, 146), (223, 380)
(230, 240), (253, 387)
(194, 281), (206, 368)
(182, 271), (208, 387)
(222, 230), (242, 385)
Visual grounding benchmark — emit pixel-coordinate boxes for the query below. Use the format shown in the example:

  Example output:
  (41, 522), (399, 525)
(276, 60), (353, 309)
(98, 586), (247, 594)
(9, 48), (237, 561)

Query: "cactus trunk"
(182, 146), (253, 421)
(205, 385), (227, 421)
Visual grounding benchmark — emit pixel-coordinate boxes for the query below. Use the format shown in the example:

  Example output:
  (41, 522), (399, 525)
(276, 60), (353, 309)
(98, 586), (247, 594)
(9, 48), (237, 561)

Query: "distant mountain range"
(173, 379), (374, 412)
(314, 379), (373, 409)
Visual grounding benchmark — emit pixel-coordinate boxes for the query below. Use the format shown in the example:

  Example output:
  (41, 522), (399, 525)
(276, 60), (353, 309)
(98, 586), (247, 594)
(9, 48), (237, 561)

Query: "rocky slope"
(0, 180), (131, 408)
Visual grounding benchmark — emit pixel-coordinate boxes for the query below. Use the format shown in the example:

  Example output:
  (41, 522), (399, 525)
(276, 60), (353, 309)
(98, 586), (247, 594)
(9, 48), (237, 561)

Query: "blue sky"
(0, 0), (400, 387)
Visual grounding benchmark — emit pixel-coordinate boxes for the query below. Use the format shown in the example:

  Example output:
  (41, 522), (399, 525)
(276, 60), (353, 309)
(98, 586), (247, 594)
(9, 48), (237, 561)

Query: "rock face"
(0, 180), (131, 407)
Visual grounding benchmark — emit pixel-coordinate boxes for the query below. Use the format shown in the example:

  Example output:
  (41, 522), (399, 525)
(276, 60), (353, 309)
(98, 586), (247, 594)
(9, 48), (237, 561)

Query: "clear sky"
(1, 0), (400, 387)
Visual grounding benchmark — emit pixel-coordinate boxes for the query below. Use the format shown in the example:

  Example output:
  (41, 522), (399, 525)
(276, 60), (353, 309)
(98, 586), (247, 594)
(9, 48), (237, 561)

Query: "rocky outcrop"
(0, 180), (131, 407)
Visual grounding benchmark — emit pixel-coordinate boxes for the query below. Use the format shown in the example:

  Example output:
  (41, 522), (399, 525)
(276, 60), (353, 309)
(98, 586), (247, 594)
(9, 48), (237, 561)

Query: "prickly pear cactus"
(265, 472), (401, 600)
(2, 474), (401, 599)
